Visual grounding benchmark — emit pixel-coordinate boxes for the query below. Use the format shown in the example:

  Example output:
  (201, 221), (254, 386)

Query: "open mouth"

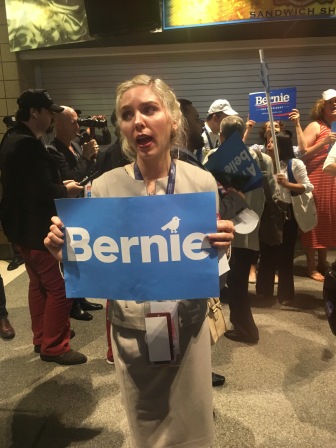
(136, 134), (153, 148)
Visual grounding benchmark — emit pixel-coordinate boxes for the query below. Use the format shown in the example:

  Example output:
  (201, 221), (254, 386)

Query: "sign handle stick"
(259, 49), (281, 174)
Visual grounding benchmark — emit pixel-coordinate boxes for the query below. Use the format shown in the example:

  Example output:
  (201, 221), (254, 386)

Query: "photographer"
(48, 106), (98, 182)
(48, 106), (102, 320)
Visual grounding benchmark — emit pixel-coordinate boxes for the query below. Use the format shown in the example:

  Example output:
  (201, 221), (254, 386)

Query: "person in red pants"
(0, 89), (86, 365)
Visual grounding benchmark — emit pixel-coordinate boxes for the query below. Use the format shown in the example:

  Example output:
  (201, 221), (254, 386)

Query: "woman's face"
(119, 85), (177, 162)
(323, 97), (336, 122)
(266, 137), (274, 156)
(264, 121), (281, 141)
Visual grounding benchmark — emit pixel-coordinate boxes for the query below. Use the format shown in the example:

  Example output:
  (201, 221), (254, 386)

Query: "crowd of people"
(0, 78), (336, 448)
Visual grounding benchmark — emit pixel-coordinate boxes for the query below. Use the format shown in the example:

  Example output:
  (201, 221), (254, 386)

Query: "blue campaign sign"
(249, 87), (297, 122)
(55, 193), (219, 301)
(204, 131), (263, 193)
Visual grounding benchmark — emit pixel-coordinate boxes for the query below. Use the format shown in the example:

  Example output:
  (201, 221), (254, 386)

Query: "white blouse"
(323, 142), (336, 171)
(279, 158), (314, 203)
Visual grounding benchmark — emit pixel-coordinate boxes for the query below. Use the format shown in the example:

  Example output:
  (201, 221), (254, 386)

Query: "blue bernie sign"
(55, 193), (219, 301)
(204, 131), (263, 193)
(249, 87), (297, 122)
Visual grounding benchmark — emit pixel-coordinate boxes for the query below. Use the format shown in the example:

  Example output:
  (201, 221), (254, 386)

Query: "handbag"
(255, 151), (287, 246)
(208, 297), (226, 345)
(287, 159), (318, 233)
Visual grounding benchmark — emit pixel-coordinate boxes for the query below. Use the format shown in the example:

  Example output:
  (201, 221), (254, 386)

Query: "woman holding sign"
(301, 89), (336, 282)
(44, 74), (234, 448)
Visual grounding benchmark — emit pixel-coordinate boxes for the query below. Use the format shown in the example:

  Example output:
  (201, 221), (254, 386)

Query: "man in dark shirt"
(48, 106), (98, 182)
(48, 105), (103, 320)
(0, 89), (86, 365)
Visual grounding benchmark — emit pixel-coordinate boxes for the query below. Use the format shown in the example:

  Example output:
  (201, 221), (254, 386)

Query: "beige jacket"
(232, 149), (277, 251)
(92, 159), (219, 330)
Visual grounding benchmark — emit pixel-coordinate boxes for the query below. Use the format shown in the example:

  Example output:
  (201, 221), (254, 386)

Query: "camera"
(77, 116), (107, 129)
(3, 115), (16, 128)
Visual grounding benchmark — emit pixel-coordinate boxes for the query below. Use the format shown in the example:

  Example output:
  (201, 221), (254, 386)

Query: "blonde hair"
(115, 74), (186, 161)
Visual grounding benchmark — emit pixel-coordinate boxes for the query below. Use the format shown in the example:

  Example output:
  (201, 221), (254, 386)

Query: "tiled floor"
(1, 250), (336, 447)
(0, 259), (26, 286)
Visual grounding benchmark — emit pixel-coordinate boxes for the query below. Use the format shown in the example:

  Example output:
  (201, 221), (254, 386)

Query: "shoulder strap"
(254, 149), (266, 172)
(287, 159), (296, 183)
(254, 150), (274, 201)
(287, 159), (299, 197)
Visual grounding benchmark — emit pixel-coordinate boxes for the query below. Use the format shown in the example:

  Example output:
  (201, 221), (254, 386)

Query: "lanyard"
(133, 159), (176, 195)
(287, 159), (299, 197)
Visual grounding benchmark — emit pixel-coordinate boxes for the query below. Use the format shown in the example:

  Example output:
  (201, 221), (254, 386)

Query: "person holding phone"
(0, 89), (85, 364)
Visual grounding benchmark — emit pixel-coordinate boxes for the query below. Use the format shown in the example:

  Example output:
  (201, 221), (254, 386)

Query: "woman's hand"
(275, 173), (290, 188)
(289, 108), (300, 125)
(207, 219), (235, 248)
(242, 116), (256, 143)
(323, 132), (336, 146)
(44, 216), (65, 261)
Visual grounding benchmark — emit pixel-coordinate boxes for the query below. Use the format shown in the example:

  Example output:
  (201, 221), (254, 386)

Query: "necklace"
(133, 160), (176, 196)
(144, 180), (156, 196)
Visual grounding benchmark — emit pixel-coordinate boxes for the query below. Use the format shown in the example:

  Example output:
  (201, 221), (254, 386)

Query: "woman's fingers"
(207, 220), (235, 248)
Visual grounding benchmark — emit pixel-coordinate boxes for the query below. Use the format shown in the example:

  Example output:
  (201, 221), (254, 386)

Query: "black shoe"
(40, 348), (87, 365)
(34, 329), (75, 353)
(224, 329), (258, 344)
(7, 256), (25, 271)
(212, 372), (225, 387)
(78, 298), (103, 311)
(70, 301), (93, 321)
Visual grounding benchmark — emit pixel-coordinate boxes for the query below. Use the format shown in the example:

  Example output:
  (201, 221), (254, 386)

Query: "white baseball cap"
(208, 99), (238, 116)
(322, 89), (336, 101)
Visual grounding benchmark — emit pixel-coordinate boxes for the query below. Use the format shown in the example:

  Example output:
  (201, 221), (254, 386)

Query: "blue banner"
(55, 193), (219, 301)
(249, 87), (297, 122)
(204, 131), (263, 193)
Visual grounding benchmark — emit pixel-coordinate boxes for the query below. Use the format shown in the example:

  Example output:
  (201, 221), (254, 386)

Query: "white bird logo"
(161, 216), (181, 233)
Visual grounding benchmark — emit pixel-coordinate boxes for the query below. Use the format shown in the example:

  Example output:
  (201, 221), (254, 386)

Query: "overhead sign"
(249, 87), (297, 122)
(164, 1), (336, 28)
(55, 193), (219, 301)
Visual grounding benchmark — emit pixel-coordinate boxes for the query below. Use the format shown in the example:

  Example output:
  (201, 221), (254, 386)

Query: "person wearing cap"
(0, 89), (86, 365)
(301, 89), (336, 282)
(201, 99), (238, 163)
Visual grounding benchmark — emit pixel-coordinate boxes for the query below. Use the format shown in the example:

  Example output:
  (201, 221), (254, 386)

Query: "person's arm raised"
(289, 109), (307, 157)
